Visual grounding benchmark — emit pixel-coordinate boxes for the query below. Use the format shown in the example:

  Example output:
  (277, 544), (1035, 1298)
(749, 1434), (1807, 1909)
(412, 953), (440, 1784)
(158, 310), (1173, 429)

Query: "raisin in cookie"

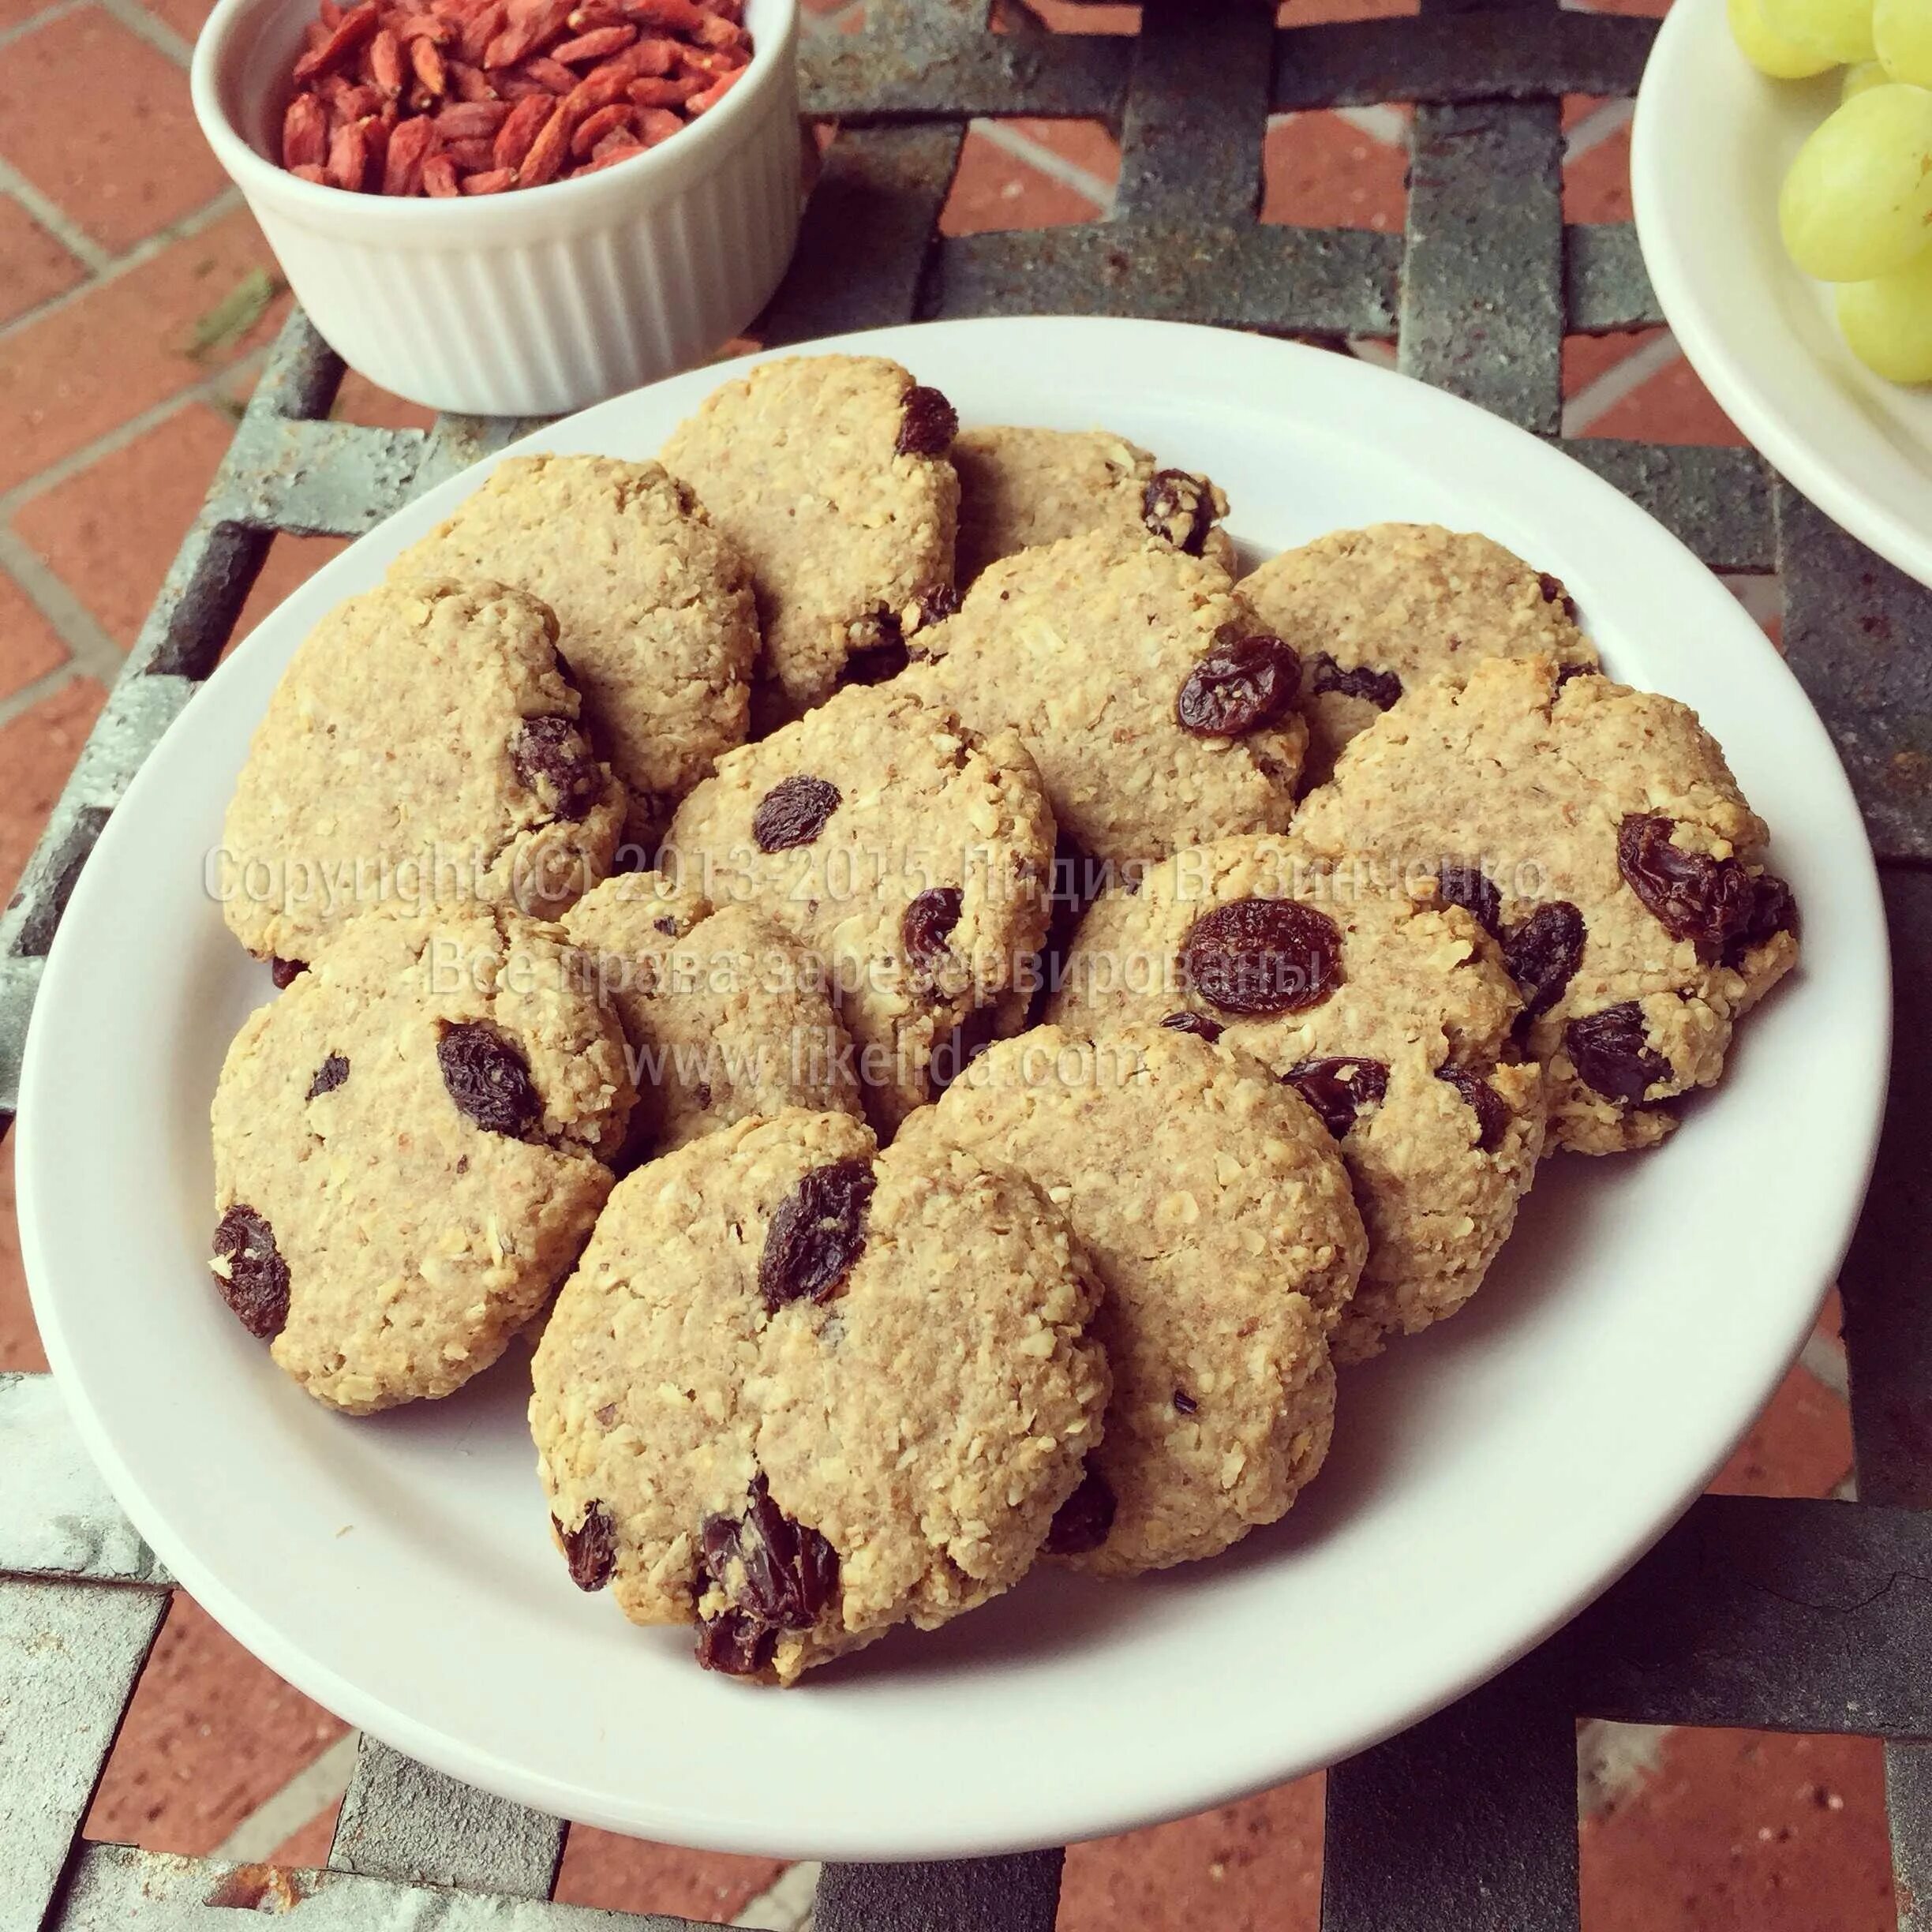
(1241, 524), (1597, 787)
(660, 355), (960, 720)
(209, 907), (632, 1414)
(219, 578), (623, 971)
(660, 680), (1055, 1130)
(953, 426), (1237, 585)
(1294, 654), (1799, 1155)
(391, 455), (758, 847)
(899, 1023), (1365, 1577)
(1051, 837), (1545, 1361)
(530, 1109), (1109, 1683)
(908, 526), (1305, 872)
(564, 872), (863, 1159)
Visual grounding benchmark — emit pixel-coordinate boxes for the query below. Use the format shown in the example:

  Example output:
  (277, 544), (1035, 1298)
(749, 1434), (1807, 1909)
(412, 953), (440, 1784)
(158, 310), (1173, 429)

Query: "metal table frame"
(4, 3), (1930, 1925)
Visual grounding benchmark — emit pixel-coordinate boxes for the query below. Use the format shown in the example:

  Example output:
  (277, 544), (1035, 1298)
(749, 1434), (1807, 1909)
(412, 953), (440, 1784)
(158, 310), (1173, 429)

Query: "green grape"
(1874, 0), (1932, 81)
(1837, 248), (1932, 380)
(1842, 56), (1892, 92)
(1779, 82), (1932, 279)
(1763, 0), (1876, 59)
(1731, 0), (1841, 73)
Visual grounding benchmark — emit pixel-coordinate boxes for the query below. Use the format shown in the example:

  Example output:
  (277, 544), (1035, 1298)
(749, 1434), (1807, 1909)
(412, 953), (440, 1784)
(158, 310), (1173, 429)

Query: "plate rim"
(1632, 0), (1932, 591)
(15, 313), (1893, 1859)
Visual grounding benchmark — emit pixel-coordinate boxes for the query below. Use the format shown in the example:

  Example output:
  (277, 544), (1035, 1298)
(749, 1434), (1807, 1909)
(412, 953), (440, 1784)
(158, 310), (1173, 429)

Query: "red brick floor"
(0, 0), (1903, 1925)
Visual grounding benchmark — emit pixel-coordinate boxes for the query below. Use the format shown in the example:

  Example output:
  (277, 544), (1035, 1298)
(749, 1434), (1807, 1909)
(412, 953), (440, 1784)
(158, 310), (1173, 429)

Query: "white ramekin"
(192, 0), (799, 416)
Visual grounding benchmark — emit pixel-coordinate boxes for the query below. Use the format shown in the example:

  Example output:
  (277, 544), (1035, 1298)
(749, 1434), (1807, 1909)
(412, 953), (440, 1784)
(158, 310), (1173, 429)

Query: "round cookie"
(899, 1022), (1365, 1577)
(564, 872), (863, 1159)
(1050, 837), (1546, 1361)
(659, 680), (1056, 1129)
(1241, 523), (1598, 787)
(908, 526), (1305, 872)
(953, 425), (1238, 585)
(529, 1109), (1109, 1683)
(1293, 654), (1799, 1155)
(391, 455), (759, 848)
(209, 907), (633, 1414)
(660, 355), (960, 720)
(219, 577), (623, 971)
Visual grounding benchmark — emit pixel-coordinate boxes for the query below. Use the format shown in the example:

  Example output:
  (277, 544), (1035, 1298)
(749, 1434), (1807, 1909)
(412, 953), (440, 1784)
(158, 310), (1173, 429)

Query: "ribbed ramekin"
(191, 0), (799, 416)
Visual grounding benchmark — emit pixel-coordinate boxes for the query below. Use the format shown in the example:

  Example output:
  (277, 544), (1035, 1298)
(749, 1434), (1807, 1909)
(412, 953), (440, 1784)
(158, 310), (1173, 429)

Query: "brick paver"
(0, 9), (228, 253)
(0, 0), (1904, 1922)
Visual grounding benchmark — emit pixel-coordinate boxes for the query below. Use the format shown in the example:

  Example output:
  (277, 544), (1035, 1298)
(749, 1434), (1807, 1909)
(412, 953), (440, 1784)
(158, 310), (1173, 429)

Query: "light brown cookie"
(391, 454), (759, 848)
(660, 355), (960, 720)
(529, 1109), (1109, 1683)
(1051, 837), (1546, 1361)
(1241, 522), (1597, 786)
(209, 907), (632, 1414)
(900, 1022), (1365, 1577)
(1293, 654), (1799, 1155)
(952, 425), (1237, 584)
(908, 526), (1305, 871)
(563, 872), (863, 1159)
(659, 680), (1056, 1129)
(219, 577), (623, 972)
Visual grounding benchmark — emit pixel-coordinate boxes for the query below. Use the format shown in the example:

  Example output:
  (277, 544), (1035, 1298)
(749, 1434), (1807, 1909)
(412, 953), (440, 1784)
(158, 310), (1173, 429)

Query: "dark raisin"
(1565, 1002), (1671, 1104)
(1554, 661), (1598, 689)
(841, 608), (908, 687)
(1437, 1065), (1509, 1151)
(1173, 1389), (1198, 1416)
(436, 1022), (541, 1138)
(695, 1476), (839, 1674)
(897, 384), (958, 458)
(1537, 571), (1578, 620)
(1180, 898), (1344, 1017)
(760, 1159), (875, 1310)
(305, 1052), (349, 1100)
(1724, 871), (1798, 965)
(1175, 631), (1302, 739)
(212, 1204), (290, 1340)
(1045, 1465), (1116, 1556)
(1309, 653), (1402, 712)
(1160, 1010), (1223, 1043)
(1142, 468), (1215, 556)
(1503, 901), (1586, 1020)
(928, 1004), (1002, 1097)
(1282, 1056), (1389, 1139)
(914, 582), (961, 629)
(1436, 861), (1501, 937)
(752, 775), (841, 852)
(1616, 814), (1759, 963)
(558, 1503), (616, 1590)
(902, 886), (964, 977)
(696, 1608), (775, 1676)
(270, 957), (307, 989)
(511, 716), (602, 823)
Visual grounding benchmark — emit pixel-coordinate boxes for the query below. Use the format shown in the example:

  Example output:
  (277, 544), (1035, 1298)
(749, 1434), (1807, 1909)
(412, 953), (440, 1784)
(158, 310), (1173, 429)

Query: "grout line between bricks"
(970, 116), (1117, 214)
(0, 156), (112, 275)
(0, 660), (81, 733)
(0, 185), (244, 343)
(0, 0), (90, 54)
(98, 0), (197, 67)
(1563, 95), (1633, 166)
(0, 530), (126, 685)
(209, 1731), (362, 1863)
(732, 1860), (819, 1931)
(1561, 326), (1681, 438)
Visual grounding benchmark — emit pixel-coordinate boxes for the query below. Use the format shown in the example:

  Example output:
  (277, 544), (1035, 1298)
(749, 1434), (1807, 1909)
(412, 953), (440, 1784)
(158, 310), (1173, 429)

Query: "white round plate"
(18, 318), (1888, 1861)
(1634, 0), (1932, 590)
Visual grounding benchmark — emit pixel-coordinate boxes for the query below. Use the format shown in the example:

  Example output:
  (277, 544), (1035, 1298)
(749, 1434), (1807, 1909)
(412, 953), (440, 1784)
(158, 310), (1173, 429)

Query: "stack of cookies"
(207, 353), (1799, 1685)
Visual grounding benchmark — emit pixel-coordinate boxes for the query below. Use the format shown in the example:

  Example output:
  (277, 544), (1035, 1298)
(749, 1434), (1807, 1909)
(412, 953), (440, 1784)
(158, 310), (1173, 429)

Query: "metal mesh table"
(4, 2), (1931, 1925)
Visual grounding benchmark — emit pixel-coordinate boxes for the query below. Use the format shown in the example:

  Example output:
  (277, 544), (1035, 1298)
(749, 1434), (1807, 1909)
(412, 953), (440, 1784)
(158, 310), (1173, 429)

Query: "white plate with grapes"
(1634, 0), (1932, 590)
